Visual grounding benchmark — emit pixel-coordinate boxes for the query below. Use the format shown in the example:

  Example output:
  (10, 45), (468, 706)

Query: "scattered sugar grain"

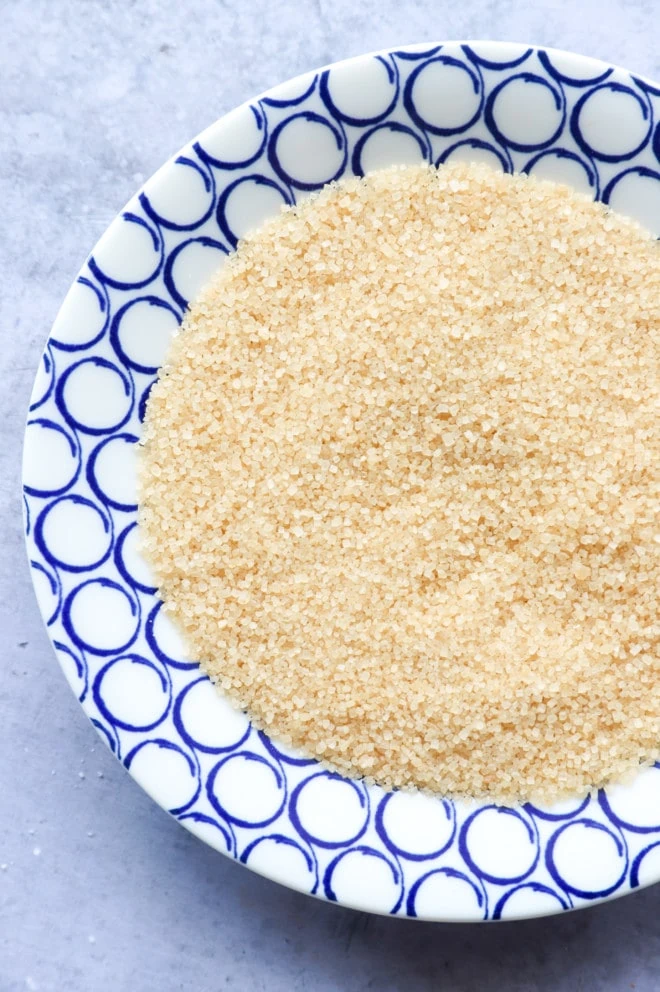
(139, 163), (660, 806)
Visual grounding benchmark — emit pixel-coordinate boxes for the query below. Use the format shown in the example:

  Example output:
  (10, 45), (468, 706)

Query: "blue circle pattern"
(24, 43), (660, 920)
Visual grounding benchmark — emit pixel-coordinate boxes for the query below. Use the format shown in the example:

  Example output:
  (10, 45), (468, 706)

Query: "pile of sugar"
(139, 162), (660, 805)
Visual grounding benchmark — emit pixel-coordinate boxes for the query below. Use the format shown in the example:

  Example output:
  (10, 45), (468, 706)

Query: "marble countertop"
(2, 1), (660, 989)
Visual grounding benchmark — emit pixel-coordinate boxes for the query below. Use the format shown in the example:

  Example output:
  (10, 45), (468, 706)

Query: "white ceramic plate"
(23, 41), (660, 921)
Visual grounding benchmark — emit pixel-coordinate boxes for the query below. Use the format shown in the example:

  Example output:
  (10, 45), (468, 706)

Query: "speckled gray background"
(2, 1), (660, 989)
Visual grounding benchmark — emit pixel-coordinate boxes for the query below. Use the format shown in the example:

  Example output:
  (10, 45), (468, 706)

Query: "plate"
(23, 41), (660, 921)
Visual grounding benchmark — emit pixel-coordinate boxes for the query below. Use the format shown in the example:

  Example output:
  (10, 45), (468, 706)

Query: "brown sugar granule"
(138, 163), (660, 806)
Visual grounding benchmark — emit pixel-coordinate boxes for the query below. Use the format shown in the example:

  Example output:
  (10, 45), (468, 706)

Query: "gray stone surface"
(2, 1), (660, 989)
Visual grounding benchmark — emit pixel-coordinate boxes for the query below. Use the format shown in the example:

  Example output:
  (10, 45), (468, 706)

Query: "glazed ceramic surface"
(23, 41), (660, 921)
